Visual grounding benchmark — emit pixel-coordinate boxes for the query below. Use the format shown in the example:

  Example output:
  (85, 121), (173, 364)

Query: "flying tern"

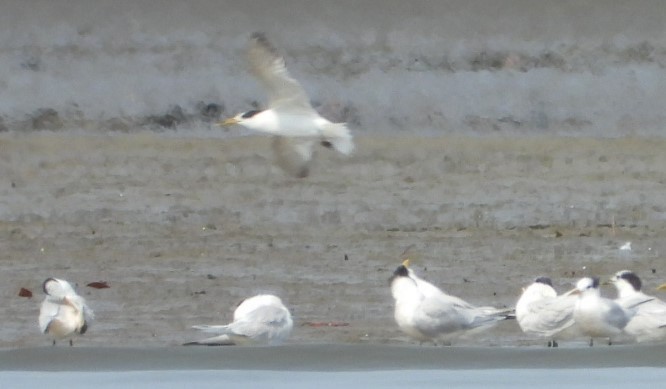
(219, 32), (354, 177)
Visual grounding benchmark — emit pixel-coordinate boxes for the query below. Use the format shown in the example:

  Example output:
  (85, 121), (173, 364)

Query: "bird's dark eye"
(241, 110), (262, 119)
(591, 277), (600, 288)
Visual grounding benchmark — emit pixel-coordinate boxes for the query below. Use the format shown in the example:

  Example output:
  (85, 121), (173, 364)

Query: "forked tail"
(183, 325), (235, 346)
(321, 122), (354, 155)
(478, 306), (516, 320)
(182, 334), (234, 346)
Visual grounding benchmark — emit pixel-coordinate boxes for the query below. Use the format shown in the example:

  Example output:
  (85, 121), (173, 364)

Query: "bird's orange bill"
(217, 118), (239, 127)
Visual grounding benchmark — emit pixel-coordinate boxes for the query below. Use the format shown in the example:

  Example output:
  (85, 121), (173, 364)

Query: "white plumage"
(389, 260), (513, 343)
(515, 277), (578, 346)
(186, 294), (293, 346)
(572, 277), (633, 346)
(39, 277), (94, 346)
(219, 32), (354, 177)
(610, 270), (666, 342)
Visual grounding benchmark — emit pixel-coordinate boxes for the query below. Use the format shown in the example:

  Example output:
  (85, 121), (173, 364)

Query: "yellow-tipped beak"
(657, 283), (666, 291)
(217, 117), (239, 127)
(564, 288), (580, 296)
(402, 259), (411, 268)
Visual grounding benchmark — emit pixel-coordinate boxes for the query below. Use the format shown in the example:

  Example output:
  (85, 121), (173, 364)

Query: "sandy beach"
(1, 132), (665, 349)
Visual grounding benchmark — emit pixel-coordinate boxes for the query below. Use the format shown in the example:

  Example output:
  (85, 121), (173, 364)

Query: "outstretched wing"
(271, 136), (314, 178)
(247, 32), (313, 111)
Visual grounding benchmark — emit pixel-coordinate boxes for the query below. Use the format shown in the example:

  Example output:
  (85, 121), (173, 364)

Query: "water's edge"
(2, 344), (665, 372)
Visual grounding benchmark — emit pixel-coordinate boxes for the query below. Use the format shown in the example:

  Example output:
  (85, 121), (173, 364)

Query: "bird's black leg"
(69, 339), (73, 346)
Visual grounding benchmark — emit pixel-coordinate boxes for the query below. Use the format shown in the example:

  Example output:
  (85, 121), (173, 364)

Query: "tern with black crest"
(389, 260), (514, 344)
(219, 32), (354, 177)
(610, 270), (666, 342)
(571, 277), (633, 346)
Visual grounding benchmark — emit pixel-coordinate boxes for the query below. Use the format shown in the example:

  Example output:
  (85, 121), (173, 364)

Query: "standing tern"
(515, 276), (578, 347)
(609, 270), (665, 342)
(571, 277), (633, 346)
(389, 261), (514, 344)
(39, 277), (94, 346)
(185, 294), (293, 346)
(219, 32), (354, 178)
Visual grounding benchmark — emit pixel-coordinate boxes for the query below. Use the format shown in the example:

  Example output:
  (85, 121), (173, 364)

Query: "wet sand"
(2, 344), (666, 371)
(1, 132), (666, 349)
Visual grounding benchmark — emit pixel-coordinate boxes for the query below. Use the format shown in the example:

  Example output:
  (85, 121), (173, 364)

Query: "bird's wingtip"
(251, 31), (267, 40)
(183, 341), (232, 346)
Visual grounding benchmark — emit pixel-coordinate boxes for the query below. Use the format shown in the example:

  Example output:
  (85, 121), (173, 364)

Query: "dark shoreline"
(2, 344), (666, 372)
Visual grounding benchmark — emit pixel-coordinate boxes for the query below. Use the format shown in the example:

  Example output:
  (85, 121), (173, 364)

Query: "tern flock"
(390, 263), (666, 347)
(32, 33), (666, 348)
(40, 266), (666, 347)
(514, 271), (666, 346)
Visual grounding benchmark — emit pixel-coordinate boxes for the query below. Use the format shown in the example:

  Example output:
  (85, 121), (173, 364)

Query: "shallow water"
(3, 344), (666, 371)
(3, 368), (666, 389)
(1, 346), (666, 388)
